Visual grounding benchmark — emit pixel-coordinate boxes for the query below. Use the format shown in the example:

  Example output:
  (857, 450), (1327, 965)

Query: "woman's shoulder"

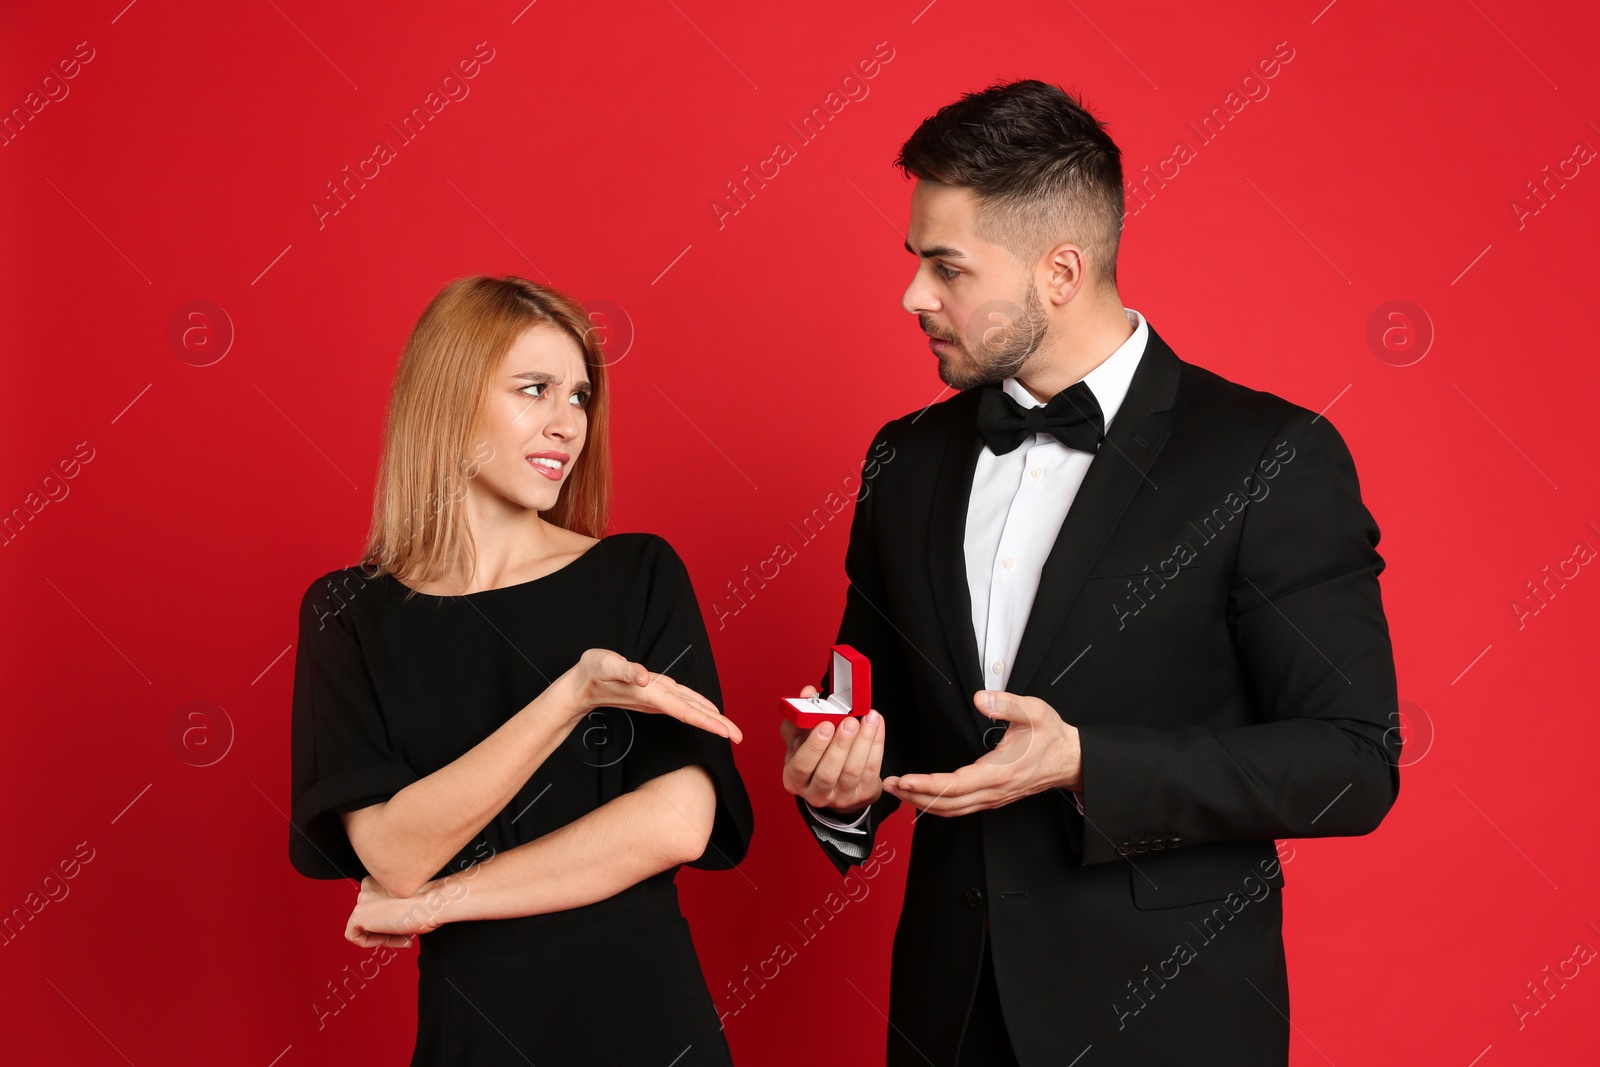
(297, 564), (391, 629)
(598, 532), (697, 596)
(301, 562), (388, 599)
(601, 530), (684, 565)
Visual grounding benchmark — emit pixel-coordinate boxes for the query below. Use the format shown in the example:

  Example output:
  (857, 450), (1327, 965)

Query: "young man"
(779, 80), (1400, 1067)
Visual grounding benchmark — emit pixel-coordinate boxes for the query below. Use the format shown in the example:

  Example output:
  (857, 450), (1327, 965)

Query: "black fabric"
(800, 322), (1398, 1065)
(975, 378), (1105, 455)
(289, 532), (752, 1065)
(953, 930), (1021, 1067)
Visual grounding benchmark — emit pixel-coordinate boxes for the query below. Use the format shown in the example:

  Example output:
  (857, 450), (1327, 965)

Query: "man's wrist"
(805, 797), (873, 833)
(1056, 721), (1083, 791)
(815, 800), (870, 817)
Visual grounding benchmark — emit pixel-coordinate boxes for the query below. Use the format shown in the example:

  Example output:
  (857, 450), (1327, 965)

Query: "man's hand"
(882, 690), (1080, 818)
(779, 684), (885, 814)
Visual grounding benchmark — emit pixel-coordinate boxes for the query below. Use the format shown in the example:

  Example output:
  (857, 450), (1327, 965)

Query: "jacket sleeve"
(796, 427), (918, 876)
(1074, 409), (1402, 866)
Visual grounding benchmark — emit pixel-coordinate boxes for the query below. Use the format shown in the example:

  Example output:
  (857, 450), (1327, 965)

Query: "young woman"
(288, 275), (754, 1065)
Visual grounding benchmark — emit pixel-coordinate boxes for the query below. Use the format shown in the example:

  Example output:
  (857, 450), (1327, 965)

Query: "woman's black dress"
(288, 533), (754, 1066)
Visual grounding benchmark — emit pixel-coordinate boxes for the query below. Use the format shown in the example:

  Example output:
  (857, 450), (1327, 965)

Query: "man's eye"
(935, 264), (958, 281)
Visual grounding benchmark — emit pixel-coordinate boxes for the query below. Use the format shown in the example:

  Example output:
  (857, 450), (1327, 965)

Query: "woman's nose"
(547, 404), (579, 439)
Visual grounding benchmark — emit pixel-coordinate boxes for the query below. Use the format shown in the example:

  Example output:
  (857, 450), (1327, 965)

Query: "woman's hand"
(551, 648), (743, 744)
(344, 875), (450, 948)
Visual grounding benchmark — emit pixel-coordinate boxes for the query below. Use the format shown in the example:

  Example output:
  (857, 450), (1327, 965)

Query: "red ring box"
(781, 645), (871, 726)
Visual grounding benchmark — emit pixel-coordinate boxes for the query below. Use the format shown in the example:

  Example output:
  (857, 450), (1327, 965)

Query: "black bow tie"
(976, 381), (1106, 456)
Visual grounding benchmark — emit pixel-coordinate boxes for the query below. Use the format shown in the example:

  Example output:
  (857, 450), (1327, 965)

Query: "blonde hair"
(359, 276), (611, 598)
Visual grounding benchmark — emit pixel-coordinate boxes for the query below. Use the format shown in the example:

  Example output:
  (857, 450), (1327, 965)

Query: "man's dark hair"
(895, 79), (1124, 291)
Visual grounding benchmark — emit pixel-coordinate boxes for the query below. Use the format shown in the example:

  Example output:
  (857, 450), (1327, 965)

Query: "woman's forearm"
(422, 764), (717, 924)
(344, 678), (582, 898)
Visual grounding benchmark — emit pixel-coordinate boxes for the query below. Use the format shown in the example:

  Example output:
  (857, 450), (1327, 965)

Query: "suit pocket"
(1126, 839), (1285, 910)
(1086, 546), (1203, 580)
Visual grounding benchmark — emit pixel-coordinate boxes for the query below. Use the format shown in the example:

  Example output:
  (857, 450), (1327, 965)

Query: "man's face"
(901, 180), (1048, 391)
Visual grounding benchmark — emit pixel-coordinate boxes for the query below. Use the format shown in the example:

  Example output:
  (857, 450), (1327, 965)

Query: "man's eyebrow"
(904, 239), (967, 260)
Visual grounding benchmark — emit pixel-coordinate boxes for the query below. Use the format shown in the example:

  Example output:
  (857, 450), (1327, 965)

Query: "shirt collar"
(1001, 307), (1148, 433)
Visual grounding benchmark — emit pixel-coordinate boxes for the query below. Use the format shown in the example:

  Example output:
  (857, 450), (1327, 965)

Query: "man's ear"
(1041, 241), (1092, 305)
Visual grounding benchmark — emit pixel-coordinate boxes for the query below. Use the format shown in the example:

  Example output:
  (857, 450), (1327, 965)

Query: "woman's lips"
(527, 455), (566, 481)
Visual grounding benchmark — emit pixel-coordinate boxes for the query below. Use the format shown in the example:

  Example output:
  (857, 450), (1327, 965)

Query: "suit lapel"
(925, 326), (1185, 749)
(1007, 328), (1182, 696)
(926, 389), (991, 753)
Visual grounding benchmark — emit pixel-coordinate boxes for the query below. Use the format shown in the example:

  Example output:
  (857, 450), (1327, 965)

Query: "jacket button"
(1169, 836), (1182, 847)
(1115, 844), (1132, 856)
(965, 887), (985, 908)
(1133, 842), (1149, 853)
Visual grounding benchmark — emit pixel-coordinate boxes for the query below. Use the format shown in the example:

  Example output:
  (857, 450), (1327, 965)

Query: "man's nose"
(902, 272), (937, 316)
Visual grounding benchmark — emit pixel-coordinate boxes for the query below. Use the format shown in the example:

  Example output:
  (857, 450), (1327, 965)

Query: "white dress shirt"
(966, 306), (1148, 692)
(808, 308), (1150, 833)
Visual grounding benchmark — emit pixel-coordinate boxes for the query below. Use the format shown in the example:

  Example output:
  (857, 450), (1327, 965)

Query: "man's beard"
(928, 284), (1049, 391)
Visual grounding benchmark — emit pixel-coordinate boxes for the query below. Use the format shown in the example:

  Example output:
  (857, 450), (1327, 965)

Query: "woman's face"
(471, 324), (591, 514)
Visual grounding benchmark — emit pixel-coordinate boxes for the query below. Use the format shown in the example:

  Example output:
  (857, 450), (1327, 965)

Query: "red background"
(4, 1), (1598, 1063)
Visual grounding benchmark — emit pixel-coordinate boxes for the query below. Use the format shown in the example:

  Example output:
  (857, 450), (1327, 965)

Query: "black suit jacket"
(796, 322), (1401, 1066)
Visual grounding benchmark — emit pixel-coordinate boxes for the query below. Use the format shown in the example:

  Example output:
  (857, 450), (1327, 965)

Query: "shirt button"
(1003, 556), (1016, 570)
(992, 660), (1004, 674)
(1031, 467), (1044, 479)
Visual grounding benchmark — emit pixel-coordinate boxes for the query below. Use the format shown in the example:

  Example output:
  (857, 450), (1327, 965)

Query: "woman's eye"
(935, 264), (958, 281)
(519, 383), (588, 407)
